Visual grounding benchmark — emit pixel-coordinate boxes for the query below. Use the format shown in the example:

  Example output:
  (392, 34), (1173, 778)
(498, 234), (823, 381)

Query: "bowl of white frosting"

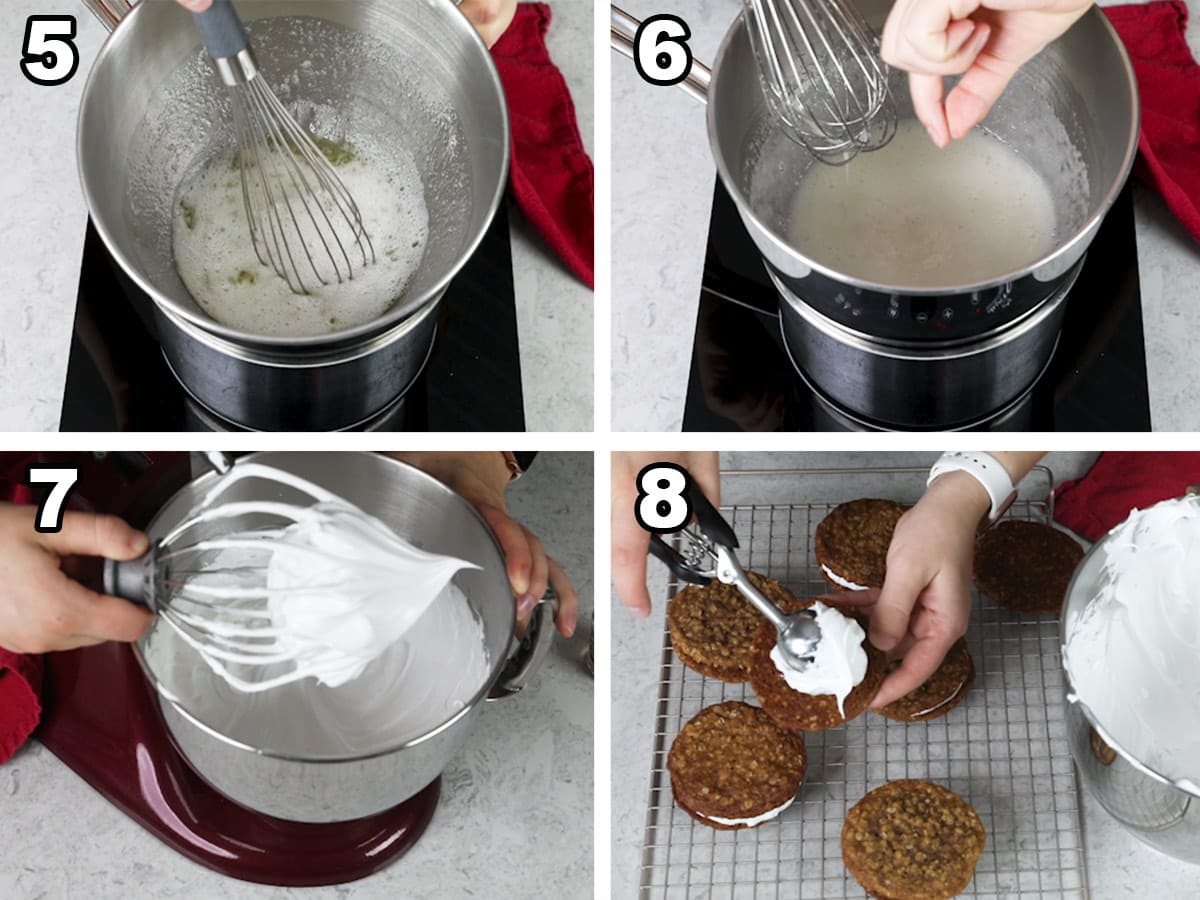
(1061, 495), (1200, 864)
(132, 452), (551, 824)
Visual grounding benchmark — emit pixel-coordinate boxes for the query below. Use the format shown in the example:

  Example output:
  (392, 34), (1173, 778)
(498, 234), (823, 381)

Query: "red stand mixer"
(32, 452), (439, 886)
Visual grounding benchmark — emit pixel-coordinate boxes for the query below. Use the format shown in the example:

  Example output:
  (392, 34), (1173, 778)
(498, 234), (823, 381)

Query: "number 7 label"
(24, 466), (80, 533)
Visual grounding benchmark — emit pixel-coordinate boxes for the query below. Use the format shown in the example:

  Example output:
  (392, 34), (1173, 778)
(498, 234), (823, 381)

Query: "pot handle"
(487, 589), (561, 699)
(81, 0), (134, 32)
(611, 5), (712, 104)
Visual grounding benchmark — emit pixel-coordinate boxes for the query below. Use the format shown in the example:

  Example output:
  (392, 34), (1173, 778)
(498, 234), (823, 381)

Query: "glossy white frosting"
(770, 601), (868, 716)
(1064, 497), (1200, 790)
(700, 795), (795, 827)
(821, 564), (869, 591)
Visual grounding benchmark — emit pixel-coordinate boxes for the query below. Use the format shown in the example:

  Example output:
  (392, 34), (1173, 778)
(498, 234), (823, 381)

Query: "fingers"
(909, 73), (951, 148)
(477, 503), (534, 598)
(686, 452), (721, 510)
(178, 0), (213, 11)
(943, 54), (1019, 140)
(39, 512), (149, 561)
(612, 498), (652, 617)
(869, 557), (927, 652)
(524, 527), (549, 609)
(547, 558), (579, 638)
(21, 577), (154, 653)
(870, 633), (953, 708)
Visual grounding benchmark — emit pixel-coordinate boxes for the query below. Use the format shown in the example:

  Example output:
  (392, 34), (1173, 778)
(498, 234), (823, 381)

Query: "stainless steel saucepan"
(613, 2), (1139, 427)
(78, 0), (510, 430)
(130, 451), (557, 823)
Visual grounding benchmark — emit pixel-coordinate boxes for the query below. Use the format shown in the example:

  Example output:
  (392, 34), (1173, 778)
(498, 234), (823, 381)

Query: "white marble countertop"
(613, 0), (1200, 431)
(611, 451), (1200, 897)
(0, 450), (594, 899)
(0, 0), (593, 432)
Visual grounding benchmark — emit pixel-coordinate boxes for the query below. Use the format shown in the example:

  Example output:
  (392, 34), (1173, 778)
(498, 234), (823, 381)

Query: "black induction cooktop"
(59, 202), (524, 432)
(683, 180), (1151, 431)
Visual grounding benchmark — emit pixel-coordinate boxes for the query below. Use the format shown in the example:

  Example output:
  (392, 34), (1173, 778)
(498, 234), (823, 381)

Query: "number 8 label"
(635, 463), (692, 533)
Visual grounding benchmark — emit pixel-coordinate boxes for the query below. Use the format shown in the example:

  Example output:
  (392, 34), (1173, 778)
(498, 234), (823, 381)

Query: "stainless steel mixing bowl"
(78, 0), (509, 428)
(1061, 519), (1200, 864)
(131, 452), (554, 823)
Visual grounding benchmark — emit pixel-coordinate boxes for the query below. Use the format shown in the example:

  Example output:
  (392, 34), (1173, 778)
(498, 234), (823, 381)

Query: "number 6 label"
(635, 463), (692, 533)
(20, 16), (79, 87)
(633, 14), (692, 87)
(24, 466), (80, 533)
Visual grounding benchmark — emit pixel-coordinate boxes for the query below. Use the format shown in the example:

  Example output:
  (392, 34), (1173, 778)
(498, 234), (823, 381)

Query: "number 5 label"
(633, 14), (692, 87)
(21, 16), (79, 87)
(24, 466), (80, 533)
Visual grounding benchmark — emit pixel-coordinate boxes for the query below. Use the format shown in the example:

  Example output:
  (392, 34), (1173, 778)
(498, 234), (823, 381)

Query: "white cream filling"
(770, 601), (868, 717)
(821, 564), (869, 591)
(1064, 497), (1200, 790)
(700, 795), (795, 827)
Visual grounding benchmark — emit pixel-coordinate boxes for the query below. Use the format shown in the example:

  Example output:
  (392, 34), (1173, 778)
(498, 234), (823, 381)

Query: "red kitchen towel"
(491, 3), (594, 288)
(1053, 451), (1200, 540)
(1, 455), (42, 764)
(1105, 1), (1200, 245)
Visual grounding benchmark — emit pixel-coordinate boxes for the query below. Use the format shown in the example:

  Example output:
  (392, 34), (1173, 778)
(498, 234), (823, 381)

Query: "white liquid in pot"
(172, 141), (429, 338)
(787, 120), (1058, 287)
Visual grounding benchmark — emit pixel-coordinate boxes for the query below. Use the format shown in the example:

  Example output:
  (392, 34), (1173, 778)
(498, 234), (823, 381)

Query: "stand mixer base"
(38, 641), (439, 886)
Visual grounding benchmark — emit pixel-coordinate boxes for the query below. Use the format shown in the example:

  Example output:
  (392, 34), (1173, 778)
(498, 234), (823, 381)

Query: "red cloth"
(1, 454), (42, 764)
(491, 4), (594, 288)
(1105, 1), (1200, 244)
(1054, 451), (1200, 540)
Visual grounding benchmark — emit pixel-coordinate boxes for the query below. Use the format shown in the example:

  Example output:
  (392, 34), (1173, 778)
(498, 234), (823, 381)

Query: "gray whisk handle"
(193, 0), (250, 62)
(104, 550), (158, 612)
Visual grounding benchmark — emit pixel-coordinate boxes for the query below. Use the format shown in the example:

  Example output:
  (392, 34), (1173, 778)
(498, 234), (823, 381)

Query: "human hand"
(0, 504), (154, 655)
(865, 470), (989, 708)
(880, 0), (1092, 147)
(389, 452), (578, 638)
(176, 0), (212, 11)
(611, 451), (721, 618)
(461, 0), (518, 47)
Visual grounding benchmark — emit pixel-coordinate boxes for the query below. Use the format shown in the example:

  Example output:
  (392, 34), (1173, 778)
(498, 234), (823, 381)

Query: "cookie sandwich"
(974, 520), (1084, 615)
(748, 597), (886, 731)
(814, 499), (908, 591)
(874, 638), (975, 723)
(667, 701), (807, 830)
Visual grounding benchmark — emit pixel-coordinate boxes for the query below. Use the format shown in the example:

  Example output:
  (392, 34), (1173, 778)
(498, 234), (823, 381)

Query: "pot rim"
(707, 8), (1141, 297)
(77, 0), (511, 350)
(131, 451), (517, 764)
(1060, 530), (1200, 801)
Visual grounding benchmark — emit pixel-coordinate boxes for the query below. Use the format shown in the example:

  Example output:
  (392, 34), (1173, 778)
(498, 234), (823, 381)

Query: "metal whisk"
(105, 463), (470, 693)
(741, 0), (897, 164)
(192, 0), (375, 295)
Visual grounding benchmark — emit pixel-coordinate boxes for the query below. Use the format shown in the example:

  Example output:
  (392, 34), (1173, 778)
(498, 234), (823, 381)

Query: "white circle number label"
(635, 463), (692, 533)
(633, 15), (693, 87)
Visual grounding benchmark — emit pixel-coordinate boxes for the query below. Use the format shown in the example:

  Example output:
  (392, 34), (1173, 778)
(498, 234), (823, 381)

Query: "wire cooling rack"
(639, 466), (1088, 899)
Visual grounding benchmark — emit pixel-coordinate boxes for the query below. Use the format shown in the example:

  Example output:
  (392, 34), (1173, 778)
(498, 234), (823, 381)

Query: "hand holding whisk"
(741, 0), (897, 164)
(190, 0), (375, 294)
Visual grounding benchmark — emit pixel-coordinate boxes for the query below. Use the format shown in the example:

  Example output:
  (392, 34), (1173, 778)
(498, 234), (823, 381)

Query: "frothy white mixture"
(770, 601), (868, 716)
(821, 564), (868, 591)
(146, 580), (490, 755)
(173, 141), (428, 337)
(1064, 497), (1200, 792)
(788, 120), (1058, 287)
(264, 500), (479, 688)
(701, 795), (795, 827)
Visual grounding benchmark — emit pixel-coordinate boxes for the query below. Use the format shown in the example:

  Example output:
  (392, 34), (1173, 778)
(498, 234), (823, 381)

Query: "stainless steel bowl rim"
(77, 0), (511, 350)
(132, 452), (517, 764)
(156, 291), (441, 367)
(1060, 535), (1200, 800)
(707, 10), (1140, 296)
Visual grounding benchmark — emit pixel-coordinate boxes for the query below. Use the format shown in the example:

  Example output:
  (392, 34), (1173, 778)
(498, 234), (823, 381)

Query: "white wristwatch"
(927, 452), (1017, 527)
